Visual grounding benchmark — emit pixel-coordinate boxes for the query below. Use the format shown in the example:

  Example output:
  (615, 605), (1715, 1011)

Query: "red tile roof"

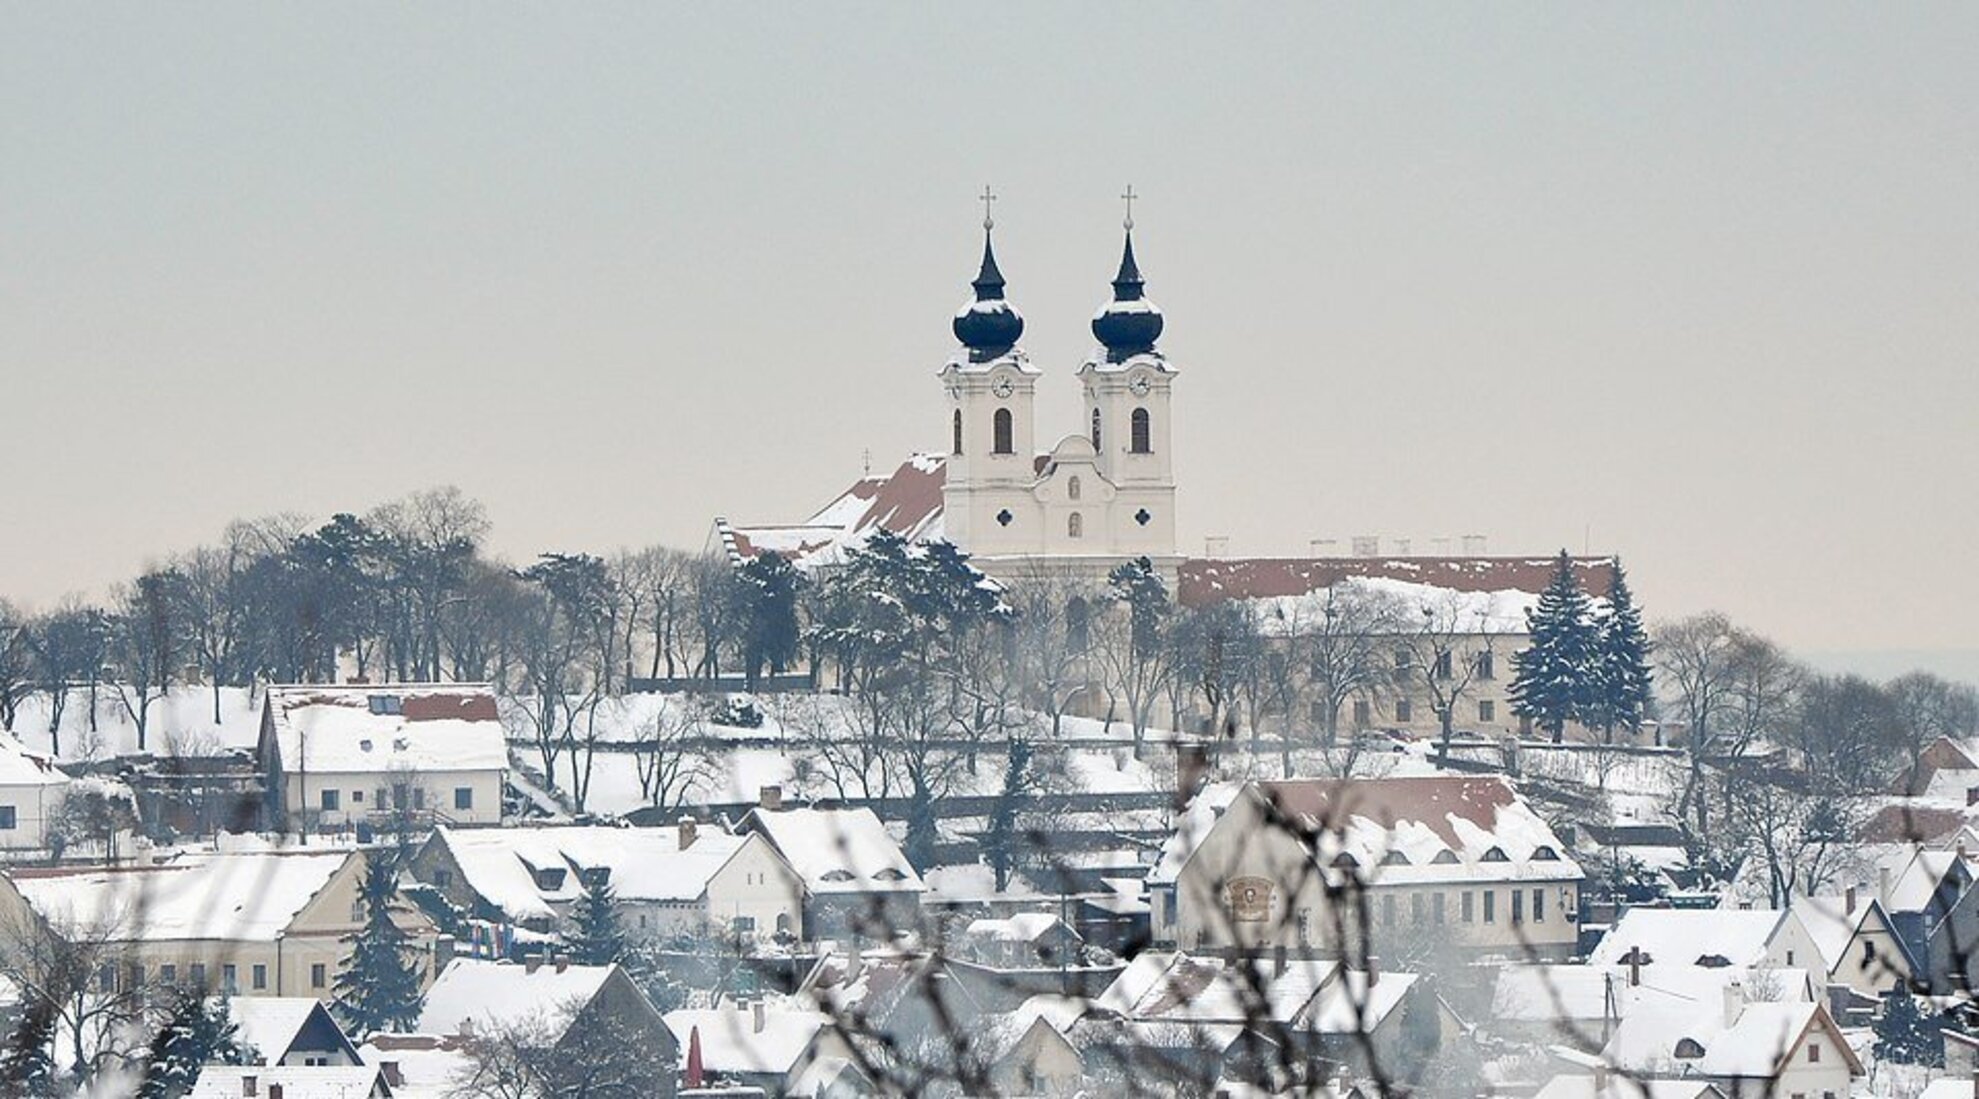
(1259, 775), (1519, 849)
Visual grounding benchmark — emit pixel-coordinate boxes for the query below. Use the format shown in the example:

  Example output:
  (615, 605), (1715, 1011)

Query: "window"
(1483, 890), (1496, 924)
(1461, 891), (1475, 923)
(732, 916), (757, 936)
(367, 694), (402, 716)
(252, 964), (267, 990)
(1067, 512), (1083, 539)
(222, 964), (238, 993)
(1067, 475), (1081, 501)
(1380, 851), (1410, 867)
(1863, 941), (1877, 964)
(1477, 651), (1496, 679)
(1533, 888), (1545, 922)
(1479, 700), (1496, 722)
(392, 784), (409, 809)
(320, 789), (339, 812)
(1511, 889), (1524, 925)
(412, 787), (427, 810)
(1381, 894), (1395, 927)
(455, 787), (473, 811)
(1394, 699), (1413, 723)
(952, 409), (963, 455)
(1130, 407), (1151, 453)
(1434, 651), (1453, 680)
(127, 963), (144, 991)
(1432, 893), (1446, 925)
(351, 789), (363, 803)
(161, 964), (177, 985)
(1411, 894), (1424, 923)
(992, 408), (1013, 454)
(1352, 700), (1371, 727)
(1432, 849), (1460, 865)
(1807, 1042), (1820, 1063)
(375, 787), (388, 808)
(1297, 909), (1312, 945)
(0, 806), (15, 830)
(1674, 1038), (1705, 1059)
(190, 964), (206, 989)
(310, 963), (326, 989)
(1481, 846), (1509, 862)
(1091, 407), (1102, 451)
(776, 912), (793, 937)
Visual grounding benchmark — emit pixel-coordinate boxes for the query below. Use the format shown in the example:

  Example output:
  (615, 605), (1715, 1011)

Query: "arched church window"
(993, 408), (1013, 455)
(1067, 512), (1083, 539)
(1131, 407), (1152, 454)
(1091, 408), (1102, 451)
(1066, 597), (1090, 652)
(1067, 476), (1082, 501)
(952, 409), (963, 455)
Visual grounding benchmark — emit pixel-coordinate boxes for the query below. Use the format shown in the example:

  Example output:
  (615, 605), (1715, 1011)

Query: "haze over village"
(1, 6), (1976, 1099)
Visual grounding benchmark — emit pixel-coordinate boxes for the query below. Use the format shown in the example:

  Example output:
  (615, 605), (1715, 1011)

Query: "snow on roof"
(664, 1004), (833, 1076)
(189, 1065), (383, 1099)
(266, 683), (508, 775)
(1489, 964), (1811, 1025)
(8, 848), (355, 942)
(1587, 908), (1794, 970)
(1880, 847), (1966, 913)
(358, 1037), (475, 1099)
(1246, 576), (1549, 637)
(963, 912), (1071, 943)
(1177, 555), (1619, 609)
(1790, 894), (1904, 977)
(1532, 1075), (1722, 1099)
(1094, 952), (1412, 1033)
(0, 734), (70, 787)
(418, 958), (616, 1037)
(432, 824), (759, 921)
(228, 997), (349, 1063)
(719, 453), (948, 570)
(1151, 775), (1581, 887)
(747, 806), (923, 894)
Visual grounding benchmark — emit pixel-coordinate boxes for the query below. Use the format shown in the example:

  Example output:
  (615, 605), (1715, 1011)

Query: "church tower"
(938, 200), (1041, 557)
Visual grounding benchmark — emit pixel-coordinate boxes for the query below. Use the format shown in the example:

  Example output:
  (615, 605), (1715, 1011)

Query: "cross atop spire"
(1121, 184), (1138, 231)
(979, 184), (998, 231)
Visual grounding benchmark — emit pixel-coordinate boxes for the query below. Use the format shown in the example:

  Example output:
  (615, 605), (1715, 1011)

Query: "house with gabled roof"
(1589, 907), (1826, 988)
(664, 999), (855, 1096)
(1602, 989), (1861, 1098)
(410, 819), (802, 943)
(420, 958), (677, 1097)
(228, 996), (364, 1066)
(1150, 775), (1584, 958)
(1790, 891), (1916, 999)
(257, 683), (507, 833)
(0, 734), (70, 852)
(742, 805), (924, 941)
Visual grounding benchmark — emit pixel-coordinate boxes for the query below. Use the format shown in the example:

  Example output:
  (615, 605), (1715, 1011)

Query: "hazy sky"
(2, 6), (1974, 666)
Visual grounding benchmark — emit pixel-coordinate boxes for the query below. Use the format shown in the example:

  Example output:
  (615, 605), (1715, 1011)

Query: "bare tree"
(1655, 612), (1743, 837)
(1002, 565), (1099, 737)
(0, 909), (150, 1086)
(1889, 670), (1979, 794)
(1394, 591), (1499, 763)
(0, 599), (31, 733)
(627, 698), (705, 811)
(1289, 582), (1411, 753)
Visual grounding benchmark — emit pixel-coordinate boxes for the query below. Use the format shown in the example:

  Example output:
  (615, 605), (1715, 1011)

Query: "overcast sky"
(2, 5), (1974, 669)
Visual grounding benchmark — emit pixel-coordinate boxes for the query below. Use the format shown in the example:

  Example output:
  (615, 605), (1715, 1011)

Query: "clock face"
(992, 377), (1015, 399)
(1129, 375), (1152, 397)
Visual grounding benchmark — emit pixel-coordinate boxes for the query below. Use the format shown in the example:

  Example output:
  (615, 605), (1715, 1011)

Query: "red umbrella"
(685, 1024), (705, 1089)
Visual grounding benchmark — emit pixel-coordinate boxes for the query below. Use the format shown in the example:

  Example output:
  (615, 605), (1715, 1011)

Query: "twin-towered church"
(715, 217), (1183, 581)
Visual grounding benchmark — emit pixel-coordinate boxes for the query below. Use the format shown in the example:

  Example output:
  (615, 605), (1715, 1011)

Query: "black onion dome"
(953, 231), (1024, 362)
(1092, 231), (1164, 363)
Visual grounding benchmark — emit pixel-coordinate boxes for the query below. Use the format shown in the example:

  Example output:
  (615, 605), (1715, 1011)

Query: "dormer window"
(1331, 853), (1360, 869)
(1431, 850), (1461, 865)
(821, 869), (856, 883)
(368, 695), (402, 716)
(1674, 1037), (1705, 1060)
(533, 868), (567, 891)
(873, 868), (908, 882)
(1532, 846), (1560, 861)
(1696, 953), (1732, 968)
(1480, 846), (1509, 863)
(1379, 851), (1410, 867)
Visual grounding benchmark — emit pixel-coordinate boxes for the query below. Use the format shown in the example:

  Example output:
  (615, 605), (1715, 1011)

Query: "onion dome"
(953, 230), (1025, 363)
(1092, 230), (1164, 362)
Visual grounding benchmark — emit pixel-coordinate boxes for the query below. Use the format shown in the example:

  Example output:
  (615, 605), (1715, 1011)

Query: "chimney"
(555, 956), (570, 974)
(1722, 980), (1743, 1027)
(380, 1062), (404, 1088)
(678, 815), (699, 850)
(1174, 743), (1210, 809)
(1968, 786), (1979, 807)
(1366, 956), (1379, 987)
(752, 999), (767, 1034)
(1627, 948), (1642, 988)
(760, 785), (783, 811)
(1879, 867), (1894, 907)
(242, 1076), (258, 1098)
(1846, 885), (1858, 916)
(1273, 944), (1288, 977)
(525, 956), (542, 974)
(268, 1087), (283, 1099)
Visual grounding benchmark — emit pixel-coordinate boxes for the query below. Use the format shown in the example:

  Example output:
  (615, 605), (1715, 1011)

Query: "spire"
(1110, 231), (1146, 302)
(1092, 186), (1163, 362)
(953, 187), (1024, 362)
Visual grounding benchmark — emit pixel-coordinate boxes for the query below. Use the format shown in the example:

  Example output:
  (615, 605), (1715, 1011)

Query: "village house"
(0, 846), (443, 1002)
(409, 820), (803, 942)
(0, 734), (70, 853)
(664, 999), (858, 1096)
(1489, 963), (1816, 1051)
(954, 912), (1084, 970)
(1789, 891), (1917, 1000)
(257, 683), (507, 833)
(1148, 775), (1584, 959)
(189, 1064), (392, 1098)
(1844, 843), (1977, 994)
(741, 803), (925, 941)
(419, 958), (677, 1097)
(1588, 907), (1827, 988)
(229, 996), (365, 1066)
(1600, 991), (1862, 1098)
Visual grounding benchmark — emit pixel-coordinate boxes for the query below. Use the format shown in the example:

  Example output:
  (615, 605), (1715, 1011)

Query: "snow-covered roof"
(0, 734), (70, 787)
(1177, 555), (1619, 610)
(418, 958), (617, 1037)
(1880, 847), (1966, 913)
(7, 848), (355, 942)
(665, 1004), (835, 1076)
(746, 806), (923, 895)
(1094, 952), (1414, 1033)
(189, 1065), (384, 1099)
(1605, 996), (1859, 1079)
(1246, 576), (1549, 637)
(228, 997), (354, 1064)
(1151, 775), (1582, 887)
(1532, 1075), (1722, 1099)
(430, 823), (765, 921)
(1790, 894), (1908, 977)
(718, 453), (948, 570)
(1586, 908), (1798, 970)
(1489, 964), (1811, 1025)
(265, 683), (508, 775)
(963, 912), (1072, 944)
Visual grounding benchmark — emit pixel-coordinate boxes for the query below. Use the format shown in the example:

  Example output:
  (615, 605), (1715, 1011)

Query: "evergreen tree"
(1592, 561), (1655, 741)
(737, 551), (804, 688)
(333, 852), (426, 1037)
(567, 870), (627, 967)
(1508, 550), (1600, 741)
(1872, 989), (1943, 1066)
(0, 996), (58, 1098)
(138, 992), (254, 1099)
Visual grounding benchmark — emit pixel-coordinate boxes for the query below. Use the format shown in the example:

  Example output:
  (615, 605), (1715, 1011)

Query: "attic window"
(368, 695), (402, 716)
(1379, 851), (1410, 867)
(392, 736), (409, 752)
(873, 868), (909, 882)
(1431, 850), (1460, 865)
(358, 739), (374, 753)
(533, 868), (567, 891)
(1674, 1037), (1705, 1060)
(1480, 846), (1509, 863)
(1695, 953), (1732, 968)
(1532, 846), (1560, 861)
(821, 869), (856, 883)
(1331, 853), (1360, 870)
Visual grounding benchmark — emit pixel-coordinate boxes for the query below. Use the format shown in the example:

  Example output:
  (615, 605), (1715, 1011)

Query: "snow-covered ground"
(4, 685), (263, 759)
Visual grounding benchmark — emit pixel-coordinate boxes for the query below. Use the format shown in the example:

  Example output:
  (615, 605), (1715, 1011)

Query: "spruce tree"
(0, 996), (58, 1098)
(567, 871), (627, 967)
(1872, 990), (1943, 1066)
(139, 992), (253, 1099)
(1593, 561), (1655, 740)
(1508, 550), (1600, 741)
(333, 852), (427, 1037)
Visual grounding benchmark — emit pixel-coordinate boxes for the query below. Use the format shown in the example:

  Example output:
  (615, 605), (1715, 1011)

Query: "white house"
(227, 996), (364, 1066)
(1789, 892), (1916, 998)
(257, 683), (507, 832)
(1149, 775), (1585, 958)
(665, 1000), (857, 1096)
(742, 805), (925, 941)
(0, 734), (70, 852)
(1602, 992), (1862, 1097)
(410, 820), (803, 942)
(1589, 908), (1827, 991)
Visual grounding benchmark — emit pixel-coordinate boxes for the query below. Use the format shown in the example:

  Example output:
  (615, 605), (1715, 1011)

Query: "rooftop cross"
(979, 184), (997, 231)
(1121, 183), (1138, 231)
